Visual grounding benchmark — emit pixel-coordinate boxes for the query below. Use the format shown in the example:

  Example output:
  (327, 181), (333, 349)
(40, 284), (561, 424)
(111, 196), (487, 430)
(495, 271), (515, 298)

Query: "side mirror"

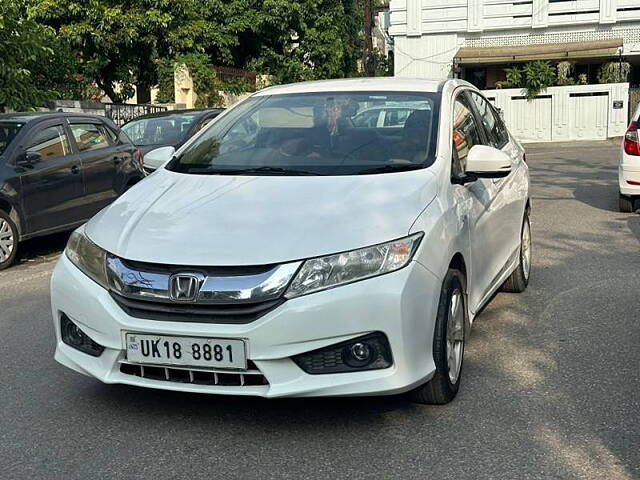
(465, 145), (511, 179)
(17, 151), (42, 167)
(143, 146), (175, 172)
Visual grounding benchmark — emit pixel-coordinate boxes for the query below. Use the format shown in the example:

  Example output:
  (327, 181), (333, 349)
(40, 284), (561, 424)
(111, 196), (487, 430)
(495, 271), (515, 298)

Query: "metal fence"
(630, 88), (640, 120)
(105, 103), (168, 126)
(213, 66), (257, 90)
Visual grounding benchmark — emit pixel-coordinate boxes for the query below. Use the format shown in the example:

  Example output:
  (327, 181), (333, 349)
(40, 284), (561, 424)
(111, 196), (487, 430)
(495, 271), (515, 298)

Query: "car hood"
(86, 168), (438, 266)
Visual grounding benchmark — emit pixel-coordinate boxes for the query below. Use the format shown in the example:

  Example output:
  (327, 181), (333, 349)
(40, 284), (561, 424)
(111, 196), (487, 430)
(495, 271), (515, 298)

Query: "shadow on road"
(88, 382), (419, 421)
(14, 230), (70, 267)
(627, 216), (640, 242)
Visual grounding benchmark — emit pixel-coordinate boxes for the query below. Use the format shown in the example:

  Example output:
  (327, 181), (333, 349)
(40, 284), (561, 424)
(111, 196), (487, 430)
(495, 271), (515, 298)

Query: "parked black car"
(0, 112), (145, 269)
(121, 108), (223, 170)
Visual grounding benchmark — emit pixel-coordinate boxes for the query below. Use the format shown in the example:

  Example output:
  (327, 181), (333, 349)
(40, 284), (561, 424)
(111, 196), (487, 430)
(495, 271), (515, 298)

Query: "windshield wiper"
(357, 164), (426, 175)
(187, 166), (325, 176)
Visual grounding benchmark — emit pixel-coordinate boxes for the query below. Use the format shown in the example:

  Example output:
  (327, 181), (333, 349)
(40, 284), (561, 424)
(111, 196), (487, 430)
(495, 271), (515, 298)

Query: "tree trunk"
(96, 78), (121, 103)
(363, 0), (375, 77)
(136, 85), (151, 104)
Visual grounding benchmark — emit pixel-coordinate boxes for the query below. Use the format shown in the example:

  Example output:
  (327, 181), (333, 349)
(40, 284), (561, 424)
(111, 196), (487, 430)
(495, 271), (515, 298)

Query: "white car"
(620, 103), (640, 212)
(51, 78), (531, 404)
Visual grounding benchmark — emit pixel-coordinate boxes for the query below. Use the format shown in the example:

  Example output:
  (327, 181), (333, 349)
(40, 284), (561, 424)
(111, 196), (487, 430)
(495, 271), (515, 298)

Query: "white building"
(389, 0), (640, 88)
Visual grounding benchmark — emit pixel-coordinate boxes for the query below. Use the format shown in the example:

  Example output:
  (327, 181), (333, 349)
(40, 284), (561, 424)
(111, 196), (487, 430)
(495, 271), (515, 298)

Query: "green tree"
(31, 0), (367, 103)
(235, 0), (363, 83)
(0, 0), (55, 111)
(31, 37), (100, 101)
(32, 0), (242, 102)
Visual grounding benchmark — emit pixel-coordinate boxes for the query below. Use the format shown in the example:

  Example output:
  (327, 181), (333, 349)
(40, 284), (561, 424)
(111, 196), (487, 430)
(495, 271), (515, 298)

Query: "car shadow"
(627, 215), (640, 242)
(85, 381), (421, 424)
(14, 231), (70, 266)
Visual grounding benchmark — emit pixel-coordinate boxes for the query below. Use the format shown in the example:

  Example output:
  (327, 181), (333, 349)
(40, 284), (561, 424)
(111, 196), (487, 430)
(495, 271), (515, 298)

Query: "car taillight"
(624, 121), (640, 156)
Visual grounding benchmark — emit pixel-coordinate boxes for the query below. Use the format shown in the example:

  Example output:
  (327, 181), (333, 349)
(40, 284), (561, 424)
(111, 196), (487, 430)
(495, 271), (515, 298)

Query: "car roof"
(0, 111), (111, 124)
(253, 77), (451, 96)
(127, 108), (224, 122)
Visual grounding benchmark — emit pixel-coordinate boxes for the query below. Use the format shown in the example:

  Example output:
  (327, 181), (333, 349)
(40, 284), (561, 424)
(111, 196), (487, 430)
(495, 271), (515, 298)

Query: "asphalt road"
(1, 141), (638, 480)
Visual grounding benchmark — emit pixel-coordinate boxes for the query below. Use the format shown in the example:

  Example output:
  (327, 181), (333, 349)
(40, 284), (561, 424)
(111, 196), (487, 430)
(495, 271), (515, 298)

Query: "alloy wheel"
(446, 289), (465, 384)
(0, 219), (14, 263)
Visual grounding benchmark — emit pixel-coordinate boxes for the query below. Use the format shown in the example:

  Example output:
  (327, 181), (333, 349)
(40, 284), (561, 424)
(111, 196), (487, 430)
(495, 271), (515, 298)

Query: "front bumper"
(51, 254), (441, 398)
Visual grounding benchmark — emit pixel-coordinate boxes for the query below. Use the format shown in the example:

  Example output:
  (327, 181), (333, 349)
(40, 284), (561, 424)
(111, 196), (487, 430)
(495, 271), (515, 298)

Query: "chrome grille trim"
(110, 291), (285, 323)
(106, 255), (301, 305)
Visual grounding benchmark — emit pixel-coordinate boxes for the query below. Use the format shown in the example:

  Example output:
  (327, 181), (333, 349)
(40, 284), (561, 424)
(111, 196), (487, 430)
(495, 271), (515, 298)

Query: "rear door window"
(101, 124), (121, 144)
(469, 91), (509, 149)
(26, 125), (71, 159)
(383, 109), (412, 127)
(352, 109), (381, 128)
(70, 123), (110, 152)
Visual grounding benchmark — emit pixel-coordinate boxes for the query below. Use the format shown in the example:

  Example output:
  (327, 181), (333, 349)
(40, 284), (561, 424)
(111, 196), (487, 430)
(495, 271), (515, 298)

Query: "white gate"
(568, 93), (609, 140)
(507, 96), (552, 143)
(482, 83), (629, 143)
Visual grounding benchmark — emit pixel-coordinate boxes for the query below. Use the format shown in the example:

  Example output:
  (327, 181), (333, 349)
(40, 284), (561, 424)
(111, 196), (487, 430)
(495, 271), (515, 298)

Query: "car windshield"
(122, 114), (199, 146)
(0, 122), (24, 155)
(167, 91), (440, 176)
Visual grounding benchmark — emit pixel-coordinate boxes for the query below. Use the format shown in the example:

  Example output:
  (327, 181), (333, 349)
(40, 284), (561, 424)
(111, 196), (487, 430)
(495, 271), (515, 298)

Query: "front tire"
(0, 210), (18, 271)
(501, 213), (531, 293)
(411, 269), (466, 405)
(619, 194), (635, 213)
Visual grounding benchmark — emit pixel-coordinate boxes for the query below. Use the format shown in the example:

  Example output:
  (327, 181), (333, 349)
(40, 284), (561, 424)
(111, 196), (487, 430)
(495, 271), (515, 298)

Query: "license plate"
(125, 334), (246, 369)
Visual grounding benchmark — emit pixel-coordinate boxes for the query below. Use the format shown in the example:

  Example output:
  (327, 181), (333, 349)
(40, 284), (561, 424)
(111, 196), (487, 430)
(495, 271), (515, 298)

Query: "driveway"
(0, 140), (638, 479)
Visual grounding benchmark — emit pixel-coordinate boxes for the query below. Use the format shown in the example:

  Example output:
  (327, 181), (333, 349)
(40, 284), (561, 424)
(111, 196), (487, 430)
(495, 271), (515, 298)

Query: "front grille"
(119, 360), (269, 387)
(121, 258), (276, 277)
(111, 292), (285, 324)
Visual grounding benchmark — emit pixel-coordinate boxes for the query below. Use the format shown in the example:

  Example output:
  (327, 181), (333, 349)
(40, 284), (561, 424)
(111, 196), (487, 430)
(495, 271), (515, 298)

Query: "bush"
(503, 66), (523, 88)
(501, 61), (556, 100)
(522, 61), (556, 99)
(556, 61), (575, 86)
(597, 62), (630, 84)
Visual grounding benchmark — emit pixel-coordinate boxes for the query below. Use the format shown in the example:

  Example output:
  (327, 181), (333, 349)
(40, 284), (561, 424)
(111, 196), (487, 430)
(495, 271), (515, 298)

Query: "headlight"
(285, 233), (423, 299)
(65, 228), (109, 289)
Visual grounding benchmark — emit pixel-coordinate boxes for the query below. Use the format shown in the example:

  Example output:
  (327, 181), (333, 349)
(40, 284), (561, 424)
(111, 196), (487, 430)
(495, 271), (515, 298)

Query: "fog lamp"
(60, 314), (105, 357)
(345, 342), (373, 367)
(293, 332), (392, 374)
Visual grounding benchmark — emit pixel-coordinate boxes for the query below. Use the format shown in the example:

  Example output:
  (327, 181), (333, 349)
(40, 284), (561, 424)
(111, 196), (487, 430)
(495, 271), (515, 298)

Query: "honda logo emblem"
(169, 273), (203, 302)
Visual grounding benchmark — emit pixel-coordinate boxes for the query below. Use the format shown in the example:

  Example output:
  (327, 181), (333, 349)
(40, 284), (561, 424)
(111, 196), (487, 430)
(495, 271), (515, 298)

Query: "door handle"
(70, 165), (81, 174)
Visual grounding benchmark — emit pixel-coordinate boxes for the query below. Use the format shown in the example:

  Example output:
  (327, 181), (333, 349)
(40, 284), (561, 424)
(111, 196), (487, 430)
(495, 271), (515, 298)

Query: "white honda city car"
(51, 78), (531, 404)
(620, 102), (640, 212)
